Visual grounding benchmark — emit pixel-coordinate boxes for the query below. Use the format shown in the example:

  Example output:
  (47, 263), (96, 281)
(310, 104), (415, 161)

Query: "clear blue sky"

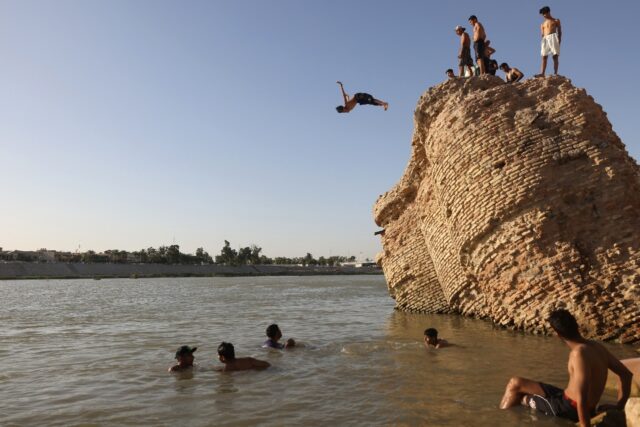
(1, 1), (639, 259)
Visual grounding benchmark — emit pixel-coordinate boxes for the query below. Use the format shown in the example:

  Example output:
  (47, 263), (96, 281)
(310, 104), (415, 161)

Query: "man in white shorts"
(537, 6), (561, 76)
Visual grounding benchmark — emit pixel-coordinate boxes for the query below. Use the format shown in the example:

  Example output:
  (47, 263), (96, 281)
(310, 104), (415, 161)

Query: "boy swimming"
(263, 324), (296, 349)
(168, 345), (197, 372)
(217, 342), (271, 372)
(424, 328), (449, 349)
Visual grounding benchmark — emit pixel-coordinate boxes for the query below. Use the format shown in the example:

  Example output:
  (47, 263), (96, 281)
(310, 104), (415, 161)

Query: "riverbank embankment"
(0, 262), (382, 280)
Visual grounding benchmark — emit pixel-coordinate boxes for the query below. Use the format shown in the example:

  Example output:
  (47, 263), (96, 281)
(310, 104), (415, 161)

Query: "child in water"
(424, 328), (449, 349)
(263, 324), (296, 349)
(168, 345), (197, 372)
(216, 342), (271, 372)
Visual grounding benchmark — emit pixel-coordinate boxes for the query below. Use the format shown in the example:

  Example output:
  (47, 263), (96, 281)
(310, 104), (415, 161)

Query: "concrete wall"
(0, 262), (382, 279)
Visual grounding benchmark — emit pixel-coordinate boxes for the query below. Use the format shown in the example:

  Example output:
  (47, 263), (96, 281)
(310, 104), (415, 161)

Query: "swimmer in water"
(424, 328), (449, 349)
(216, 342), (271, 372)
(263, 324), (296, 349)
(168, 345), (197, 372)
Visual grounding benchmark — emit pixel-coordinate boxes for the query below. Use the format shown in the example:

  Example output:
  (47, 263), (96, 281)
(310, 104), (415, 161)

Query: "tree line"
(6, 241), (360, 266)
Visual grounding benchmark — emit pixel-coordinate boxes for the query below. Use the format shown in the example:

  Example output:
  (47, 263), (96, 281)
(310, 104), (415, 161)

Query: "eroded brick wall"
(374, 76), (640, 343)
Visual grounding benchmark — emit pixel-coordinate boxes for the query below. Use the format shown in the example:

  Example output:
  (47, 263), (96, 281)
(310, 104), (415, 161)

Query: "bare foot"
(534, 73), (545, 78)
(384, 103), (389, 111)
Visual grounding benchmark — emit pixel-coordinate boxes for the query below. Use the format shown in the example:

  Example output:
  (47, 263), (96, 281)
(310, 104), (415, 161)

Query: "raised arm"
(337, 81), (349, 105)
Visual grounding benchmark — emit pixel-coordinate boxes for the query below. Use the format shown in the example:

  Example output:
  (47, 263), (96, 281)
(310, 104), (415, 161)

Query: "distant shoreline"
(0, 262), (382, 280)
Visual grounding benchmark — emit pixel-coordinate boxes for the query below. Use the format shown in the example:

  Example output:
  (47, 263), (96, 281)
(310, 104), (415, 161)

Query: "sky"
(1, 0), (639, 260)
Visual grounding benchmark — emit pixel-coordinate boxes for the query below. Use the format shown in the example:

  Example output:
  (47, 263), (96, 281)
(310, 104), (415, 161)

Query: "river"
(1, 276), (635, 426)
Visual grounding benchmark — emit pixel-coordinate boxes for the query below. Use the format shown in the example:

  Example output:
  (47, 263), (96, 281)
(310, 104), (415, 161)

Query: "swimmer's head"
(446, 69), (455, 79)
(336, 106), (345, 113)
(286, 338), (296, 348)
(266, 324), (282, 340)
(175, 345), (197, 365)
(218, 342), (235, 362)
(424, 328), (438, 345)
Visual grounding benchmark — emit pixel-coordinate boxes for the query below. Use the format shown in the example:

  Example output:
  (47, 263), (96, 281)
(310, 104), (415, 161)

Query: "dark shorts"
(473, 39), (486, 61)
(459, 46), (473, 67)
(354, 93), (376, 105)
(527, 383), (580, 422)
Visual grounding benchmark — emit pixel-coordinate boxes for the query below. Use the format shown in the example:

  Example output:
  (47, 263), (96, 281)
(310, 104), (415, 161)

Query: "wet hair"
(540, 6), (550, 15)
(500, 62), (509, 70)
(336, 106), (345, 113)
(217, 342), (235, 360)
(266, 324), (280, 339)
(468, 15), (477, 21)
(548, 309), (581, 340)
(424, 328), (438, 339)
(446, 69), (454, 74)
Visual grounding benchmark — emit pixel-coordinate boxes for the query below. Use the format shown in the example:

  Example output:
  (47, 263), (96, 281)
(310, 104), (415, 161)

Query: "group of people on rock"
(336, 6), (562, 114)
(167, 309), (634, 427)
(447, 6), (561, 83)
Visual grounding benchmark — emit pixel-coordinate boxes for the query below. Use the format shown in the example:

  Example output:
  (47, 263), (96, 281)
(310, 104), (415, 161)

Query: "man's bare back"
(564, 341), (615, 411)
(217, 356), (270, 372)
(541, 17), (561, 37)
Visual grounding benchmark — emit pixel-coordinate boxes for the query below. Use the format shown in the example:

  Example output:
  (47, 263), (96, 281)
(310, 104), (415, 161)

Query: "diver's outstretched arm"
(337, 81), (349, 105)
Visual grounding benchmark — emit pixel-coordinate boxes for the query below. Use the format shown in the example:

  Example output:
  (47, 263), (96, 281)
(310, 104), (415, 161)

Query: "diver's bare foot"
(383, 103), (389, 111)
(534, 73), (545, 78)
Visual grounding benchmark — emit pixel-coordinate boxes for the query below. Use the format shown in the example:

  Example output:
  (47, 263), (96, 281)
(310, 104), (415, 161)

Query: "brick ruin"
(374, 75), (640, 343)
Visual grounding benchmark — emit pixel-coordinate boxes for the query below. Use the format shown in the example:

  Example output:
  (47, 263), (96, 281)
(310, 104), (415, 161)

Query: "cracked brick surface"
(374, 75), (640, 343)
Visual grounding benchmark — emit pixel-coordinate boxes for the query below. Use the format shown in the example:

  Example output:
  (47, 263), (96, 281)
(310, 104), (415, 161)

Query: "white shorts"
(541, 32), (560, 56)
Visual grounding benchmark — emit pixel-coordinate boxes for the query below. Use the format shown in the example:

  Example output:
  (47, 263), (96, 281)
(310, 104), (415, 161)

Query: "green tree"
(215, 240), (238, 265)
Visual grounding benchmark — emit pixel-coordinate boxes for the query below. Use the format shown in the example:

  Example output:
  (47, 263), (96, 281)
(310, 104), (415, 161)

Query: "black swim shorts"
(459, 46), (473, 67)
(473, 39), (486, 61)
(354, 93), (375, 105)
(527, 383), (579, 422)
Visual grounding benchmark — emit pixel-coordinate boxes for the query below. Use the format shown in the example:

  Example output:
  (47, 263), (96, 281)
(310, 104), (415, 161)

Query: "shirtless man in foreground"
(468, 15), (487, 75)
(454, 25), (473, 78)
(537, 6), (562, 76)
(335, 81), (388, 113)
(499, 309), (632, 427)
(216, 342), (271, 372)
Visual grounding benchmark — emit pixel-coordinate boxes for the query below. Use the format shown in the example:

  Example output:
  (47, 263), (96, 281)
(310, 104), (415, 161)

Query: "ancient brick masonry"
(374, 75), (640, 343)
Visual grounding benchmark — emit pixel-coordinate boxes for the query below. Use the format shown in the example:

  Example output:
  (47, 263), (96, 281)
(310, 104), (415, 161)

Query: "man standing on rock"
(455, 25), (474, 78)
(499, 309), (632, 427)
(468, 15), (487, 75)
(537, 6), (562, 76)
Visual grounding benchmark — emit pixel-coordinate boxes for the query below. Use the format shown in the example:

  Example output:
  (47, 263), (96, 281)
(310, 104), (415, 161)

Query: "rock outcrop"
(374, 76), (640, 343)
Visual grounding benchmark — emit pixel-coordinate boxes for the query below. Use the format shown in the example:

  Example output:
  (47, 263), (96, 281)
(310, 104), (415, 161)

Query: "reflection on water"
(0, 276), (635, 426)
